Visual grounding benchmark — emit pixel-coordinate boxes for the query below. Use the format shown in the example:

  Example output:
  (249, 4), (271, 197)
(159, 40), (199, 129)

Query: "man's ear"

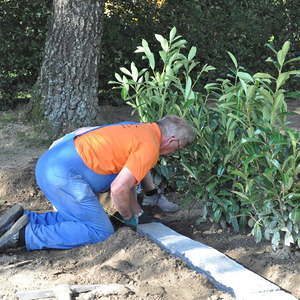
(165, 136), (173, 145)
(167, 136), (177, 144)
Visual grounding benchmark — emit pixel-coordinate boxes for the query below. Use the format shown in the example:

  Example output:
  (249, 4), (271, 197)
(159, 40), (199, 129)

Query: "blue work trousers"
(24, 138), (117, 250)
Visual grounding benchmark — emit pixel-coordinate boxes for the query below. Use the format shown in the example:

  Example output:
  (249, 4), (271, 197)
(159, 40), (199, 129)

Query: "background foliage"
(1, 0), (300, 109)
(0, 0), (51, 110)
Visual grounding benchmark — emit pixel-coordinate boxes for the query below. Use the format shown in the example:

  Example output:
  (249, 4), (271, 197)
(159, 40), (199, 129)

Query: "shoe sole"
(0, 215), (28, 249)
(0, 204), (24, 235)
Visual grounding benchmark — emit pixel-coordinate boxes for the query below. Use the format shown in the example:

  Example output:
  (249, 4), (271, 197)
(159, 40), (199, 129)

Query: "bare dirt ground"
(0, 101), (300, 300)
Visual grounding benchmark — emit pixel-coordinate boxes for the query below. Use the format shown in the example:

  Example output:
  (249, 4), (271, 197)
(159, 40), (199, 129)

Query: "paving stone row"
(137, 222), (298, 300)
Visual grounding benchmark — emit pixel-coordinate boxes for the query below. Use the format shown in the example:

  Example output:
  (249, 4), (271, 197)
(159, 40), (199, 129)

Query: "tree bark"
(33, 0), (103, 131)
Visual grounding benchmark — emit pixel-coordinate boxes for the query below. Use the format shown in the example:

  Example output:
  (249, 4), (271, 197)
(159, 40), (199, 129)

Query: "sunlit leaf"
(159, 50), (167, 63)
(114, 72), (122, 82)
(131, 62), (138, 82)
(227, 51), (238, 69)
(237, 72), (254, 83)
(172, 39), (187, 49)
(184, 76), (192, 100)
(253, 72), (274, 79)
(134, 46), (144, 53)
(286, 57), (300, 65)
(188, 46), (197, 61)
(277, 41), (290, 67)
(284, 231), (294, 246)
(169, 27), (177, 42)
(142, 39), (155, 70)
(155, 34), (169, 52)
(120, 67), (131, 77)
(232, 191), (249, 200)
(276, 72), (290, 90)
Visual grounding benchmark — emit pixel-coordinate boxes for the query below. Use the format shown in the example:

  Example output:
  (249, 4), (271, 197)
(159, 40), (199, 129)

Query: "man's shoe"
(142, 191), (181, 213)
(0, 204), (24, 236)
(0, 215), (28, 250)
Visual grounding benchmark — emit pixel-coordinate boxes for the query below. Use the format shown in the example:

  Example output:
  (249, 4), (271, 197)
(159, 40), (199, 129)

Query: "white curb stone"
(137, 222), (298, 300)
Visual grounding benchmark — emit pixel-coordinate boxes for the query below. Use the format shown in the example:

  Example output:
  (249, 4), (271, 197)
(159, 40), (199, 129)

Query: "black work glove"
(109, 211), (158, 230)
(138, 211), (159, 224)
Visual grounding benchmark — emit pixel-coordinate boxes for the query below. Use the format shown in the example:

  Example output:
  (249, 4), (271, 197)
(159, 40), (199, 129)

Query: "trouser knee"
(91, 223), (114, 243)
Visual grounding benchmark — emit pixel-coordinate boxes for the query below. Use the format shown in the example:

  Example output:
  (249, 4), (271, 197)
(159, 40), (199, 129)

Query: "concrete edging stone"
(137, 222), (298, 300)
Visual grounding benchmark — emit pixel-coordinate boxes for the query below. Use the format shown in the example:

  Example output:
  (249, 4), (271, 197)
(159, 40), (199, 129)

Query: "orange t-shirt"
(74, 123), (161, 183)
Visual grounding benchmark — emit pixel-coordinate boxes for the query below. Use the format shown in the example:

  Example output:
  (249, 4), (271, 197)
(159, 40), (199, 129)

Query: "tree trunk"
(33, 0), (104, 132)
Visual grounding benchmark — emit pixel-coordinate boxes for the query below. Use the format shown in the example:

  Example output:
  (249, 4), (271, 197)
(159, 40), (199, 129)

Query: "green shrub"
(111, 28), (300, 249)
(0, 0), (51, 110)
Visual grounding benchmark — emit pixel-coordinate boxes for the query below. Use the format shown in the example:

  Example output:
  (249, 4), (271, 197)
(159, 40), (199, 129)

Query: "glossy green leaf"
(159, 50), (167, 63)
(253, 72), (274, 79)
(142, 39), (155, 70)
(271, 231), (281, 249)
(232, 191), (249, 200)
(172, 39), (187, 49)
(276, 72), (290, 90)
(114, 72), (122, 82)
(134, 46), (144, 53)
(121, 86), (128, 99)
(188, 46), (197, 61)
(184, 76), (192, 100)
(237, 72), (254, 83)
(213, 208), (222, 222)
(286, 57), (300, 65)
(277, 41), (290, 66)
(206, 181), (218, 192)
(155, 34), (169, 52)
(290, 209), (300, 223)
(120, 67), (131, 77)
(131, 62), (138, 82)
(169, 27), (177, 42)
(284, 231), (294, 246)
(227, 51), (238, 69)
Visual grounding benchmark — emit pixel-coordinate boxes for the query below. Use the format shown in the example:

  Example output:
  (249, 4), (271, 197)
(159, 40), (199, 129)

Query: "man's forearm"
(110, 167), (143, 220)
(111, 187), (142, 220)
(128, 187), (142, 215)
(111, 193), (132, 219)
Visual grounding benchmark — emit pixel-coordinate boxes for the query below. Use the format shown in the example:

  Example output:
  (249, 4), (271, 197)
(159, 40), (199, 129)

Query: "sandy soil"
(1, 101), (300, 299)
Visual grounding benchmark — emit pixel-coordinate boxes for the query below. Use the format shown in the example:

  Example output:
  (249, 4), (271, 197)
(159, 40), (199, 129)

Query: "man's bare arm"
(110, 167), (142, 220)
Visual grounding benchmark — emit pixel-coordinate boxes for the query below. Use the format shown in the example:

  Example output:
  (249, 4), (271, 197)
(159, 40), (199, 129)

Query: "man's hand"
(123, 215), (139, 227)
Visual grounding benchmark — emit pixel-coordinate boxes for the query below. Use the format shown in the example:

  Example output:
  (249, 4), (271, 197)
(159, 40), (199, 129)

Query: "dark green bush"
(103, 0), (300, 83)
(0, 0), (51, 110)
(1, 0), (300, 110)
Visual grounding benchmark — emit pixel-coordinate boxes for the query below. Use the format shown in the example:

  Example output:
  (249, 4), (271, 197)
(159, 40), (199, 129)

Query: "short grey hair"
(157, 115), (196, 145)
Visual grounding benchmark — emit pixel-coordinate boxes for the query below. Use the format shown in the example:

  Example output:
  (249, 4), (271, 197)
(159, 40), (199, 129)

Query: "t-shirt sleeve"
(125, 143), (159, 184)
